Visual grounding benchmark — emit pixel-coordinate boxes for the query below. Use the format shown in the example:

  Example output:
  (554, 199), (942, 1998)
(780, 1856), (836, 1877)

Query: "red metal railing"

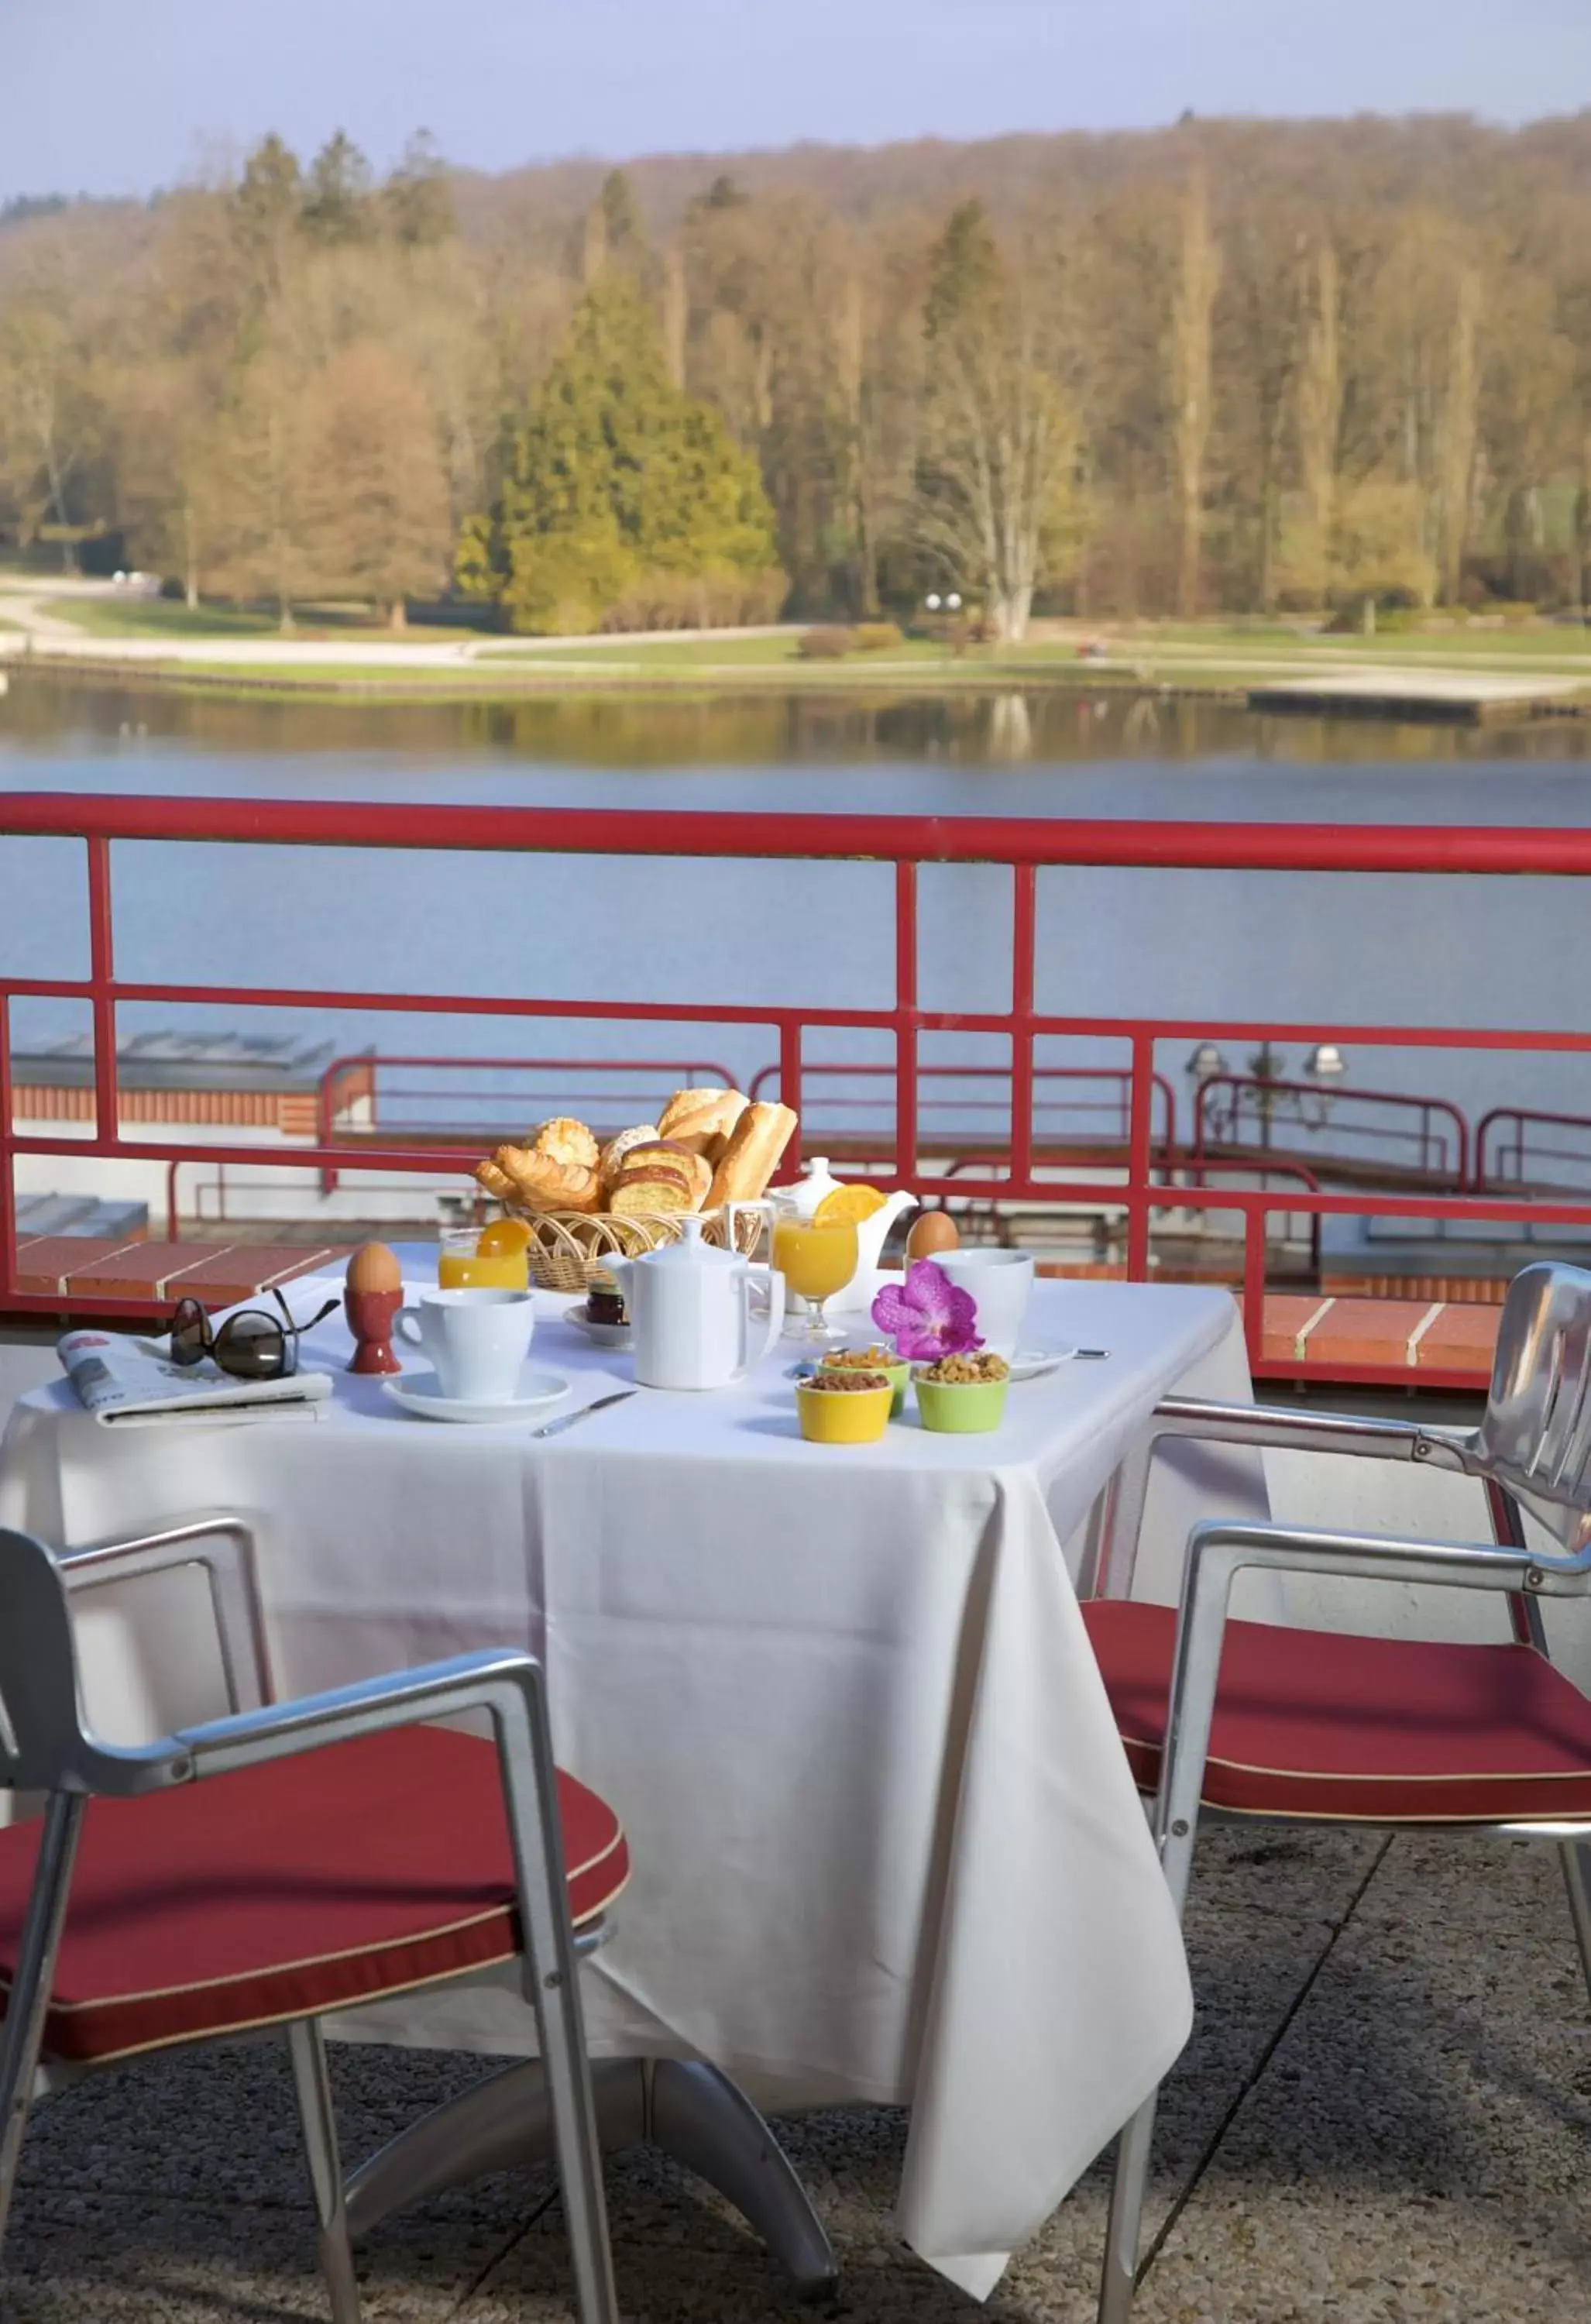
(9, 792), (1591, 1389)
(311, 1054), (739, 1194)
(1191, 1075), (1470, 1184)
(1476, 1107), (1591, 1192)
(745, 1061), (1180, 1152)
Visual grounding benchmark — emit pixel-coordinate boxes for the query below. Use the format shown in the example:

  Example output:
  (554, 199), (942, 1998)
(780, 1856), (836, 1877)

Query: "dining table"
(0, 1271), (1268, 2299)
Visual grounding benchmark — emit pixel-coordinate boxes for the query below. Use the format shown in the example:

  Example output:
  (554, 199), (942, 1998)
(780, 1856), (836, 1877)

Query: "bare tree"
(1438, 266), (1480, 604)
(1170, 172), (1220, 617)
(1295, 240), (1342, 603)
(915, 203), (1074, 641)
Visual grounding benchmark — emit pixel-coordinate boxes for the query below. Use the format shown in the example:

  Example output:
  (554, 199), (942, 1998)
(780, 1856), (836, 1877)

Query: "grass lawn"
(48, 596), (481, 645)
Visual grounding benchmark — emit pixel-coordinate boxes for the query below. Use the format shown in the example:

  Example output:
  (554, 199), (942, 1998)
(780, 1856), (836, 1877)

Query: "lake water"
(4, 676), (1591, 1203)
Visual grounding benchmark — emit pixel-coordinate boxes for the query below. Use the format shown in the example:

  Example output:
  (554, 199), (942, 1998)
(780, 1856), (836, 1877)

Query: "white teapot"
(610, 1216), (785, 1392)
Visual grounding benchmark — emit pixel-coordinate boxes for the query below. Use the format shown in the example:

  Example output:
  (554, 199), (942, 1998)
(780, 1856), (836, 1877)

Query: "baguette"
(531, 1116), (600, 1172)
(657, 1088), (749, 1157)
(486, 1143), (601, 1215)
(706, 1102), (798, 1211)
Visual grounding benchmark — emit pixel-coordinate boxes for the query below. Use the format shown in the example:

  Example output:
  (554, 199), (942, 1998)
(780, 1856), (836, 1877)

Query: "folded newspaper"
(58, 1329), (334, 1428)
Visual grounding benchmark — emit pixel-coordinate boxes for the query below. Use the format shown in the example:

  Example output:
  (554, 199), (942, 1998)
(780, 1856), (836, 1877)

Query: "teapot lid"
(641, 1215), (742, 1269)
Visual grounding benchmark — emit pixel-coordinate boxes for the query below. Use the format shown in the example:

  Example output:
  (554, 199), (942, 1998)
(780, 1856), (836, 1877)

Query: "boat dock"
(1246, 668), (1591, 723)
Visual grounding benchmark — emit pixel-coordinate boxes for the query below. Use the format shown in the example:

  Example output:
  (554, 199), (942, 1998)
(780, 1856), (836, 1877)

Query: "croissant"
(483, 1143), (600, 1215)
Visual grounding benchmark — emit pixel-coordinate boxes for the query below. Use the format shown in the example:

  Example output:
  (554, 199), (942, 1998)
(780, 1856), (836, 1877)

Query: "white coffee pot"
(610, 1215), (785, 1391)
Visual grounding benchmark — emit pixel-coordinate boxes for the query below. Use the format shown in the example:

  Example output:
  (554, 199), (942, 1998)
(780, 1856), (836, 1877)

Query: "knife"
(531, 1388), (637, 1440)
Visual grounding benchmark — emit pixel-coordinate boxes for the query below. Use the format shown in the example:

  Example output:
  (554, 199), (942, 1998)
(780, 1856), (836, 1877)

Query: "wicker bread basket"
(508, 1205), (764, 1295)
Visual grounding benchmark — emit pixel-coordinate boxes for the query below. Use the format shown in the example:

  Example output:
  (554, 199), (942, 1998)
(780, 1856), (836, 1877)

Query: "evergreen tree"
(302, 132), (372, 244)
(460, 273), (781, 634)
(384, 130), (453, 248)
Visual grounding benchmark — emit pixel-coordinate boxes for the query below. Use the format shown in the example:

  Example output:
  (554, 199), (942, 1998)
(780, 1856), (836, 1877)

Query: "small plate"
(383, 1368), (570, 1425)
(1008, 1346), (1077, 1382)
(562, 1305), (633, 1351)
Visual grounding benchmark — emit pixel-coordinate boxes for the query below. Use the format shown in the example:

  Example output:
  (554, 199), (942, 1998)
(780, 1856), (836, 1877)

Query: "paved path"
(0, 579), (802, 669)
(11, 1824), (1589, 2319)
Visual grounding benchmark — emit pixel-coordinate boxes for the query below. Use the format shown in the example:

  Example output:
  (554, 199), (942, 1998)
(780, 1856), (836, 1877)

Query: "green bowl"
(821, 1352), (910, 1417)
(913, 1372), (1010, 1435)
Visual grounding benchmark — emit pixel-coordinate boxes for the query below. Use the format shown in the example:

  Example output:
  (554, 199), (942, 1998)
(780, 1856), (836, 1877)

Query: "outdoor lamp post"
(1300, 1040), (1348, 1130)
(1185, 1043), (1228, 1162)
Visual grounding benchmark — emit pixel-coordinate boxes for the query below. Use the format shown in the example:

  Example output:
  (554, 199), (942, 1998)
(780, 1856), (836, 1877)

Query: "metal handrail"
(9, 792), (1591, 1388)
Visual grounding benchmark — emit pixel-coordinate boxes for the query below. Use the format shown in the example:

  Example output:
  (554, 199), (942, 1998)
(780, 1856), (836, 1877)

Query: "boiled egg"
(345, 1242), (402, 1294)
(906, 1211), (960, 1261)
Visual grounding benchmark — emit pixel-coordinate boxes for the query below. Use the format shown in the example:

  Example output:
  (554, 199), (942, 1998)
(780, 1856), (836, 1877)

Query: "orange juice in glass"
(438, 1219), (531, 1292)
(772, 1212), (857, 1345)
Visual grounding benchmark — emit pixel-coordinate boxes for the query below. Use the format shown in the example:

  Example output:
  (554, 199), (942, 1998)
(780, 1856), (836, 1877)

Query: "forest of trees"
(3, 112), (1591, 636)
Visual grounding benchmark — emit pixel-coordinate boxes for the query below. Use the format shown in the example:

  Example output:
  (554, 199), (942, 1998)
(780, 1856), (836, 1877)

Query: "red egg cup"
(345, 1284), (403, 1374)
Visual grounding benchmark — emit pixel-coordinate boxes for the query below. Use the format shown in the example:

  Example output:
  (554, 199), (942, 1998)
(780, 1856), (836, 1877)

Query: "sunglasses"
(169, 1286), (339, 1381)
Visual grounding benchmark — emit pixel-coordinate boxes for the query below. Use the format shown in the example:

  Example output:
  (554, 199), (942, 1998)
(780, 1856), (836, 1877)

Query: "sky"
(3, 0), (1590, 205)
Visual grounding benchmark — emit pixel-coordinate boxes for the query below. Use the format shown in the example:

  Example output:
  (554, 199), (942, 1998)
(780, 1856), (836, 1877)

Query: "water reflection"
(5, 672), (1591, 769)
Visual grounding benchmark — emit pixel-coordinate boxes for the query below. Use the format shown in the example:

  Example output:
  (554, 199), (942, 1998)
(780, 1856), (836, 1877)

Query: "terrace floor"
(11, 1824), (1589, 2323)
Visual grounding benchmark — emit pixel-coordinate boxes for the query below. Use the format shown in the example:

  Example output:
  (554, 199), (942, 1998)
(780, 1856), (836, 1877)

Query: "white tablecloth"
(0, 1278), (1265, 2298)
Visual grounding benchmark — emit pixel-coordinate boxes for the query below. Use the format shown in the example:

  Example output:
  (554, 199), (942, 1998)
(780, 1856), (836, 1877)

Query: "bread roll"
(531, 1116), (599, 1172)
(610, 1170), (698, 1218)
(657, 1088), (749, 1157)
(706, 1102), (798, 1211)
(597, 1122), (661, 1191)
(486, 1143), (600, 1215)
(613, 1140), (711, 1207)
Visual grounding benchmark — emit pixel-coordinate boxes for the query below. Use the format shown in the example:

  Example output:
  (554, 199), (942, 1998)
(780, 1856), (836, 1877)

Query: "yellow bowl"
(796, 1380), (893, 1445)
(820, 1350), (910, 1416)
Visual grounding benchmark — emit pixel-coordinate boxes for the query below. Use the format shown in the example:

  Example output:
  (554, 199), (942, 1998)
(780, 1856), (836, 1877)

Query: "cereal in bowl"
(918, 1352), (1011, 1385)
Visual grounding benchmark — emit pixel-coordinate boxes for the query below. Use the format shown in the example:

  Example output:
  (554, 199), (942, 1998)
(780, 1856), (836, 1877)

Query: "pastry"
(706, 1102), (798, 1210)
(656, 1088), (749, 1158)
(479, 1143), (600, 1215)
(473, 1157), (518, 1205)
(531, 1116), (600, 1172)
(597, 1122), (661, 1191)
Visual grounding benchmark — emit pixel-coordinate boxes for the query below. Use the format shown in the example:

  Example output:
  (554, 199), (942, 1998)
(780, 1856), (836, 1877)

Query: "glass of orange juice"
(438, 1219), (532, 1292)
(771, 1208), (858, 1345)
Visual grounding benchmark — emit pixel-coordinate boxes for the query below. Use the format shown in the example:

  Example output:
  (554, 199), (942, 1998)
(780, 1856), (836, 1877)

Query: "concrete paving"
(6, 1823), (1588, 2321)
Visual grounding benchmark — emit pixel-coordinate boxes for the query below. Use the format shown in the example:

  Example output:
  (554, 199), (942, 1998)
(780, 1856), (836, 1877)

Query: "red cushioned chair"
(0, 1518), (628, 2324)
(1081, 1261), (1591, 2324)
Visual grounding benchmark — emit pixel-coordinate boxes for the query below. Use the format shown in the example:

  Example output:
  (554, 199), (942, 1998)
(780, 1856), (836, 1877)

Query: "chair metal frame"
(1091, 1261), (1591, 2324)
(0, 1516), (620, 2324)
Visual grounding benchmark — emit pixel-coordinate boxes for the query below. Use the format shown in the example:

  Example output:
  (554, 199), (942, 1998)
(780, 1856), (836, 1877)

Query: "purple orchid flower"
(871, 1258), (984, 1363)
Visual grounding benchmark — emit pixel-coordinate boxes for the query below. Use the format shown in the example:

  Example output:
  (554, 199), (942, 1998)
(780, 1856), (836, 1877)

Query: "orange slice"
(477, 1215), (534, 1256)
(813, 1183), (888, 1228)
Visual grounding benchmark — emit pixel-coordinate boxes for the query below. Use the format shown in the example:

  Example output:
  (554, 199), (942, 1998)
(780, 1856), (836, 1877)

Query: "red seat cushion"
(1082, 1598), (1591, 1824)
(0, 1728), (627, 2065)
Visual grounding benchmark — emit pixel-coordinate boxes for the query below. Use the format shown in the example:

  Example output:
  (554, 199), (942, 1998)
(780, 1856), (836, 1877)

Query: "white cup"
(936, 1250), (1034, 1360)
(396, 1287), (536, 1403)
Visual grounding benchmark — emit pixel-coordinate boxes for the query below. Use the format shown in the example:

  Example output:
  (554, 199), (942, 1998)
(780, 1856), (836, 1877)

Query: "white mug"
(936, 1250), (1034, 1360)
(396, 1287), (536, 1403)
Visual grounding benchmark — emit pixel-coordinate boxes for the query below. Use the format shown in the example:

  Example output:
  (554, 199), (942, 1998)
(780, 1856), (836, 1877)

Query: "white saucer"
(1008, 1346), (1077, 1382)
(562, 1305), (633, 1351)
(383, 1368), (570, 1425)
